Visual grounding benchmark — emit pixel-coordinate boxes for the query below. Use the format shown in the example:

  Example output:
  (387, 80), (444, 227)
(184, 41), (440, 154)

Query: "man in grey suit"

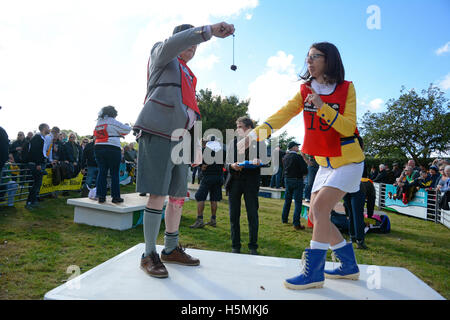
(134, 22), (235, 278)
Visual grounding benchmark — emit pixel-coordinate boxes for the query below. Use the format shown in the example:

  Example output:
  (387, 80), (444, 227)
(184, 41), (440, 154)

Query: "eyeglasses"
(306, 53), (325, 62)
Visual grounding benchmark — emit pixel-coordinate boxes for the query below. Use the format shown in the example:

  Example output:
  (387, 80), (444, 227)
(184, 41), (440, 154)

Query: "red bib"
(93, 124), (109, 143)
(178, 58), (201, 117)
(300, 81), (351, 157)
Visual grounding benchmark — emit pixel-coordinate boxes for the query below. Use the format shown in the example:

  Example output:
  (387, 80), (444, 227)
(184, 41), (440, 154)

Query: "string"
(233, 34), (235, 65)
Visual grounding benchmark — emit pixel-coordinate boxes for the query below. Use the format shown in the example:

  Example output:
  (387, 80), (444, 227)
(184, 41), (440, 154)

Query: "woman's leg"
(310, 186), (346, 246)
(110, 148), (122, 199)
(94, 149), (108, 200)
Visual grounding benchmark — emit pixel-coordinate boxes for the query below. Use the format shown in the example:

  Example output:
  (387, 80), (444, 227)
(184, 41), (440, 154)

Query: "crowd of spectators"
(0, 124), (138, 208)
(2, 121), (449, 213)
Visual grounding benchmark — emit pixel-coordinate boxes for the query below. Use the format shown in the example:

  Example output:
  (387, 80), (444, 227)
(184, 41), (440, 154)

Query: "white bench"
(68, 193), (190, 231)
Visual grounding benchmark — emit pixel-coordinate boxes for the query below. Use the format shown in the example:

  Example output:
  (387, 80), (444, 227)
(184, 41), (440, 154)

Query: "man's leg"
(228, 179), (243, 252)
(292, 179), (304, 228)
(243, 177), (260, 253)
(144, 195), (166, 256)
(191, 176), (208, 228)
(282, 178), (293, 223)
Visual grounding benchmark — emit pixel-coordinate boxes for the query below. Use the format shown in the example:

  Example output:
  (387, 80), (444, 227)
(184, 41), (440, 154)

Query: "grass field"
(0, 184), (449, 299)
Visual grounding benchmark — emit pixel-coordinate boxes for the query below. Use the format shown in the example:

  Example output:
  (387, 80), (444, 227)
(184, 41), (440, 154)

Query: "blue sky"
(0, 0), (449, 143)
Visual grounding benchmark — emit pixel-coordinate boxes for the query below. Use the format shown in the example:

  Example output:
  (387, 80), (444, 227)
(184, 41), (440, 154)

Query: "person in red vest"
(238, 42), (365, 290)
(134, 22), (235, 279)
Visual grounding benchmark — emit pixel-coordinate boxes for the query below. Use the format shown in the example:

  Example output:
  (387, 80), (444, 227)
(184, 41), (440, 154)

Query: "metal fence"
(0, 163), (33, 207)
(0, 163), (87, 207)
(374, 182), (448, 228)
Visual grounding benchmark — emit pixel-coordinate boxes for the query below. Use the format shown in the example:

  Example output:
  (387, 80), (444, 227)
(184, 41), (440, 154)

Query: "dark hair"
(98, 106), (118, 119)
(173, 24), (194, 35)
(300, 42), (345, 84)
(236, 116), (255, 129)
(38, 123), (49, 132)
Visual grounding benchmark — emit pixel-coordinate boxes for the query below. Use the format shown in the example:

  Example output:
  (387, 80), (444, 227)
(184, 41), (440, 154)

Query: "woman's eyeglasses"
(306, 53), (325, 62)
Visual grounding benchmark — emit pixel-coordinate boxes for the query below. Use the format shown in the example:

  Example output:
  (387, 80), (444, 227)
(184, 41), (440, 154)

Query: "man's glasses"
(306, 53), (325, 62)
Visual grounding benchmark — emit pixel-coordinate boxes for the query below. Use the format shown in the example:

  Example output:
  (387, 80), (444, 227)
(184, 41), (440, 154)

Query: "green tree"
(267, 130), (296, 151)
(197, 89), (249, 139)
(360, 84), (450, 163)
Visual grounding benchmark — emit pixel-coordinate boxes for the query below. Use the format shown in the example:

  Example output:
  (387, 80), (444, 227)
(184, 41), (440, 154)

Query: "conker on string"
(231, 65), (237, 71)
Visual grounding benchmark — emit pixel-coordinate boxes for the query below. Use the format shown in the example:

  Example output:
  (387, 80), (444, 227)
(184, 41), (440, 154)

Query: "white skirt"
(311, 162), (364, 194)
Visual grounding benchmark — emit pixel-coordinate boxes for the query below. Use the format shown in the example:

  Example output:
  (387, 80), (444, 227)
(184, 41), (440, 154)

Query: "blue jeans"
(270, 167), (282, 188)
(282, 178), (304, 226)
(304, 165), (318, 201)
(343, 189), (366, 241)
(94, 145), (121, 200)
(86, 166), (98, 187)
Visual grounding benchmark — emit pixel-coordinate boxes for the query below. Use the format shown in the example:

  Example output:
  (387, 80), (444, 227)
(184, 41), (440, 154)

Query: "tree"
(197, 89), (249, 139)
(360, 84), (450, 163)
(267, 130), (296, 151)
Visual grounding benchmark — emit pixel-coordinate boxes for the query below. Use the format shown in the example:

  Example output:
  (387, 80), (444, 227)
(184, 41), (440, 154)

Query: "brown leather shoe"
(160, 244), (200, 266)
(294, 225), (305, 230)
(140, 252), (168, 278)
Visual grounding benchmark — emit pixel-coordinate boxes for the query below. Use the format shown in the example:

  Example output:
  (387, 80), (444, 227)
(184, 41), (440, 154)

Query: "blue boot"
(324, 242), (359, 280)
(284, 248), (327, 290)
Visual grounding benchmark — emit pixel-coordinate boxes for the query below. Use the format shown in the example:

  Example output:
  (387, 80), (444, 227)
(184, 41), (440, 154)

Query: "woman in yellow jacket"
(239, 42), (364, 290)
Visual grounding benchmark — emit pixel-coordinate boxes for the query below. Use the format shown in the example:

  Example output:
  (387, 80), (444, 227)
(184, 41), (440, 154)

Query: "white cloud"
(191, 54), (220, 71)
(0, 0), (258, 141)
(358, 97), (384, 111)
(435, 42), (450, 55)
(438, 73), (450, 91)
(368, 98), (384, 110)
(246, 13), (253, 20)
(247, 51), (304, 141)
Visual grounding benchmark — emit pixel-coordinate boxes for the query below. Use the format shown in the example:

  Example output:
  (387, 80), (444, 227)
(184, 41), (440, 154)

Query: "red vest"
(178, 58), (201, 117)
(93, 124), (109, 143)
(300, 81), (351, 157)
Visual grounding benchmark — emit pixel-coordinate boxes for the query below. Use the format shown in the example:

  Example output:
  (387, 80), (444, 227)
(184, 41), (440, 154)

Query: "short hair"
(379, 164), (385, 170)
(300, 42), (345, 84)
(51, 126), (60, 134)
(98, 106), (118, 119)
(38, 123), (49, 132)
(173, 24), (194, 35)
(236, 116), (255, 129)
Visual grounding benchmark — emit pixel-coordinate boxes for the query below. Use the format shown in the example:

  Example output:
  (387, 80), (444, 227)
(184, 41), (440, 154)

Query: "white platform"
(44, 243), (444, 300)
(69, 193), (149, 231)
(69, 193), (189, 231)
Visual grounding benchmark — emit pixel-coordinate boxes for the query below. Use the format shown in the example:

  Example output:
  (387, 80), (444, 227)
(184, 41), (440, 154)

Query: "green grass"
(0, 185), (449, 299)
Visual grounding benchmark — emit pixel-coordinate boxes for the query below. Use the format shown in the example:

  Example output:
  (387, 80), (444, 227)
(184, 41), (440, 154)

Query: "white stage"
(44, 244), (444, 300)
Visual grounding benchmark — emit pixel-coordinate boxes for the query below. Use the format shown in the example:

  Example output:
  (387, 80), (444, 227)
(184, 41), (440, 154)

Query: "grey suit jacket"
(133, 26), (212, 141)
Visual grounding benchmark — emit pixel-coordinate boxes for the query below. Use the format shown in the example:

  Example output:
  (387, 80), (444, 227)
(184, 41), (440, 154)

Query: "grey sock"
(164, 231), (179, 255)
(143, 207), (163, 257)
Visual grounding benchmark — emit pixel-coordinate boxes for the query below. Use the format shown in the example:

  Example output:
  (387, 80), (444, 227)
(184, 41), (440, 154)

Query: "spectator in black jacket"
(0, 127), (9, 170)
(60, 132), (82, 178)
(373, 164), (389, 184)
(392, 162), (402, 180)
(81, 137), (98, 188)
(281, 141), (308, 230)
(9, 131), (27, 163)
(225, 117), (265, 255)
(25, 123), (50, 209)
(190, 136), (226, 229)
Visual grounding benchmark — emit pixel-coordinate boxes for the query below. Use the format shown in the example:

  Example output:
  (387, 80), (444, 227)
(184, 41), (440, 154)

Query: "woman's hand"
(305, 86), (324, 110)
